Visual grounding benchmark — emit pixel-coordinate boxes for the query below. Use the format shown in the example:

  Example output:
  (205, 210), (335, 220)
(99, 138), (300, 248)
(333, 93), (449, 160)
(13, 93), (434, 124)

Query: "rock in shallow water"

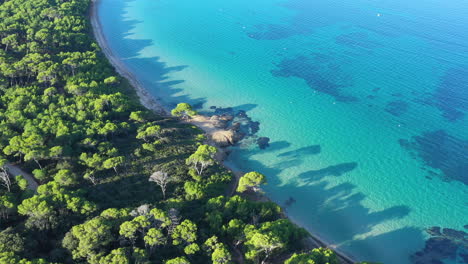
(257, 137), (270, 149)
(411, 226), (468, 264)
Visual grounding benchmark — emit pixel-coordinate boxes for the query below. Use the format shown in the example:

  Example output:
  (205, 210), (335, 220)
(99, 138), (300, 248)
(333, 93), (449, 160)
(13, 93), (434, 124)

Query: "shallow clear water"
(97, 0), (468, 263)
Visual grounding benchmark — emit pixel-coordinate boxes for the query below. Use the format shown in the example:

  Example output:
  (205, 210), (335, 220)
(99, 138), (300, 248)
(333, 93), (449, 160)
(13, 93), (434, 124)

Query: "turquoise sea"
(96, 0), (468, 263)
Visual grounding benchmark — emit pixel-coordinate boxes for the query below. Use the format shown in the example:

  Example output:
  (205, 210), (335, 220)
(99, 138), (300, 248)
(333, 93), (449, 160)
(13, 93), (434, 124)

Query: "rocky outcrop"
(188, 107), (265, 149)
(209, 114), (233, 129)
(210, 121), (245, 147)
(211, 130), (236, 147)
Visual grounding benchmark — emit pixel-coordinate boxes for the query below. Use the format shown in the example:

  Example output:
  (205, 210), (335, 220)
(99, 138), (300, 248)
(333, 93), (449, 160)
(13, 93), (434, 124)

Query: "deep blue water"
(97, 0), (468, 263)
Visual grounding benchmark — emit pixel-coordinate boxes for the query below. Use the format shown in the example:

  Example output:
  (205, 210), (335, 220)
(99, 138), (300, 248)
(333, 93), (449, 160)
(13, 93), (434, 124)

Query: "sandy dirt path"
(6, 163), (38, 190)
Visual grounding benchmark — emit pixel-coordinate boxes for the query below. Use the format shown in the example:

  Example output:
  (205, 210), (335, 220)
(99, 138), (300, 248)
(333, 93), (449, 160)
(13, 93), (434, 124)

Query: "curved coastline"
(90, 0), (167, 116)
(90, 1), (355, 263)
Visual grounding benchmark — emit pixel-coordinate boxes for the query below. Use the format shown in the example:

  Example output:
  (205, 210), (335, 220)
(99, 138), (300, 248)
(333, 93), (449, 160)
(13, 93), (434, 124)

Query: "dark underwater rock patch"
(256, 137), (270, 149)
(411, 227), (468, 264)
(399, 130), (468, 185)
(385, 100), (409, 116)
(271, 55), (358, 102)
(284, 196), (296, 207)
(430, 68), (468, 122)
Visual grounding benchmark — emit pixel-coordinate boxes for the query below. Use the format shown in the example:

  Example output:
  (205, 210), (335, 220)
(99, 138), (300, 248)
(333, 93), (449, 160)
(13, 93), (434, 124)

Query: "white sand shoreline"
(89, 1), (356, 263)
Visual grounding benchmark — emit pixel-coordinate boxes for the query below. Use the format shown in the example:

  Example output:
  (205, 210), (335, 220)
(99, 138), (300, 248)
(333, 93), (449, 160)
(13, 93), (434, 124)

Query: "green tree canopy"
(186, 144), (217, 175)
(63, 215), (120, 261)
(171, 103), (197, 118)
(172, 219), (197, 246)
(237, 171), (267, 193)
(165, 256), (190, 264)
(285, 248), (339, 264)
(0, 228), (24, 253)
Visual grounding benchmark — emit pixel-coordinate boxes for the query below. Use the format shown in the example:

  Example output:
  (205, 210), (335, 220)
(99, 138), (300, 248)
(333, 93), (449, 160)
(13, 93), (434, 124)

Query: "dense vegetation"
(0, 0), (354, 263)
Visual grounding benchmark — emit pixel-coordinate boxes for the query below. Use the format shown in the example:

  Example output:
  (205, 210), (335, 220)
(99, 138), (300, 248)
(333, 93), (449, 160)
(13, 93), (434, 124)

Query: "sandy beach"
(90, 1), (355, 263)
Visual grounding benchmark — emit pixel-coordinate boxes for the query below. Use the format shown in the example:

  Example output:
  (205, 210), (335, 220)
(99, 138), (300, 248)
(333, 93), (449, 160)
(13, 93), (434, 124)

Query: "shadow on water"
(235, 136), (467, 263)
(277, 145), (321, 158)
(263, 140), (292, 152)
(297, 162), (357, 182)
(228, 140), (428, 263)
(346, 227), (425, 262)
(98, 0), (207, 109)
